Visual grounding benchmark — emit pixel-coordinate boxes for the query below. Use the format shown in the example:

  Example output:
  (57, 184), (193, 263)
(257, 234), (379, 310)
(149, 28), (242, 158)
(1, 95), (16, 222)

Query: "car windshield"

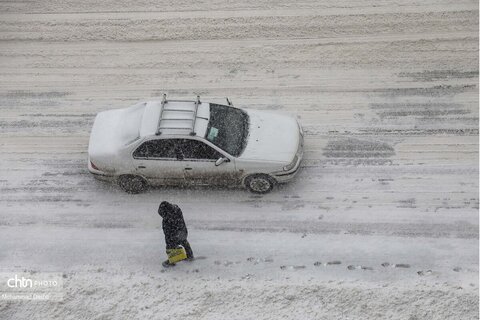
(205, 103), (249, 157)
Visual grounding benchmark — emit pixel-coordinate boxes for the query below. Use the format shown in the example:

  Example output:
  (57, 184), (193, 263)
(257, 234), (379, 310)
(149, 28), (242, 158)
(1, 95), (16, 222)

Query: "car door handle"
(184, 167), (193, 170)
(138, 166), (146, 169)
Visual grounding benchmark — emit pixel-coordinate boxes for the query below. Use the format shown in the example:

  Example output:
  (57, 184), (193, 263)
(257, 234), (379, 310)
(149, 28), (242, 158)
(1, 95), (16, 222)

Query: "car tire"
(244, 174), (275, 194)
(118, 175), (148, 194)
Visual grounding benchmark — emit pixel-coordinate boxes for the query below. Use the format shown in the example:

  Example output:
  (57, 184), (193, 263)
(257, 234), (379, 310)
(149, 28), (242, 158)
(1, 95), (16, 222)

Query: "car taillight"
(90, 161), (100, 170)
(283, 155), (298, 171)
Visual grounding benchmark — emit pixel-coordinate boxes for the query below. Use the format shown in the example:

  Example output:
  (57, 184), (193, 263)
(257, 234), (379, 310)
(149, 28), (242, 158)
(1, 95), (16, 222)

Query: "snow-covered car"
(88, 95), (303, 194)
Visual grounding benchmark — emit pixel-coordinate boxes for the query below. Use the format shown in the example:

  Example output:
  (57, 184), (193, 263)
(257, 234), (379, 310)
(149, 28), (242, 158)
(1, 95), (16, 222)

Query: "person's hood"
(158, 201), (175, 219)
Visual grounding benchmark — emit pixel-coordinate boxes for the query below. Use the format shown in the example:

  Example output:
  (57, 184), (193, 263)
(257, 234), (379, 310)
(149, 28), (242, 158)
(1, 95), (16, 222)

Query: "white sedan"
(88, 95), (303, 194)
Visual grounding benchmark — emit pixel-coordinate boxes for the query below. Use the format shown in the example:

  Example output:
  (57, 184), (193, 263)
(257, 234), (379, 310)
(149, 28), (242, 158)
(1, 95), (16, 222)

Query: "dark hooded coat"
(158, 201), (188, 248)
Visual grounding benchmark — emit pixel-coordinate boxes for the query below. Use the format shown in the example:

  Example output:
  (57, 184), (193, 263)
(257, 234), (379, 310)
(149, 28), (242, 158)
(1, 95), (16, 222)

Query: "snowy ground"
(0, 0), (478, 319)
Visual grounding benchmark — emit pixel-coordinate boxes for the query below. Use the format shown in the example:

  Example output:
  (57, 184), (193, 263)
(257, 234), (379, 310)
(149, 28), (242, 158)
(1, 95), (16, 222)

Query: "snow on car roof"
(139, 100), (210, 138)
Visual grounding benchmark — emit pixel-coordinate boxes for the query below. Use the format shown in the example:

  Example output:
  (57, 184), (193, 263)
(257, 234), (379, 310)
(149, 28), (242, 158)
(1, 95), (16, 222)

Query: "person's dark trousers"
(179, 240), (194, 259)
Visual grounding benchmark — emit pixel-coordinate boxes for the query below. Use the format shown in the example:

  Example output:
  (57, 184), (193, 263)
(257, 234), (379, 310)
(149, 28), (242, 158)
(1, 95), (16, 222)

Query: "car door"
(132, 139), (186, 186)
(177, 139), (239, 186)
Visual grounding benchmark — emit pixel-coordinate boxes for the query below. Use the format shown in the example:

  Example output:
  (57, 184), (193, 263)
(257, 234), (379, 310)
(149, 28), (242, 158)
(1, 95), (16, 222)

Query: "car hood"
(238, 110), (300, 163)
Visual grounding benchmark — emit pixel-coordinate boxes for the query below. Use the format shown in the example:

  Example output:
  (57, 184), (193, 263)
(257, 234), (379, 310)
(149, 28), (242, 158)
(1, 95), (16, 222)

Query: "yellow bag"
(167, 247), (187, 264)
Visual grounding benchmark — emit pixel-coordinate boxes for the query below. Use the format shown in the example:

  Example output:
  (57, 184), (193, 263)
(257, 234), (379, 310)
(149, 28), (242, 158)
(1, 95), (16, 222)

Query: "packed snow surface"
(0, 0), (478, 319)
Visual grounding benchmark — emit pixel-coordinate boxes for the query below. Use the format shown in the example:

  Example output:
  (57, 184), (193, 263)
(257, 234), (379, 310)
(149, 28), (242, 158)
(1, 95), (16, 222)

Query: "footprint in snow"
(417, 270), (433, 276)
(214, 260), (235, 266)
(280, 265), (306, 270)
(314, 261), (341, 267)
(381, 262), (410, 268)
(194, 256), (207, 260)
(247, 257), (274, 264)
(395, 263), (411, 268)
(347, 265), (373, 271)
(185, 269), (200, 274)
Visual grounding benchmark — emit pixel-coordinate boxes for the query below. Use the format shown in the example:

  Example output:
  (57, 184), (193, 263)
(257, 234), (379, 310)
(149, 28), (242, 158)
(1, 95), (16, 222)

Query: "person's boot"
(162, 260), (176, 268)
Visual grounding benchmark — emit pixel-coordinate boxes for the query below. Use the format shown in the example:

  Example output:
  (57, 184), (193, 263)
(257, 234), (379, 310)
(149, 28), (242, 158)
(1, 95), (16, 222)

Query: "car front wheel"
(118, 175), (148, 194)
(244, 174), (275, 194)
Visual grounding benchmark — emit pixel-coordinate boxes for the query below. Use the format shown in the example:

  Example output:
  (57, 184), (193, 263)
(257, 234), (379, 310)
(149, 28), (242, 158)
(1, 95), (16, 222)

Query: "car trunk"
(88, 103), (145, 171)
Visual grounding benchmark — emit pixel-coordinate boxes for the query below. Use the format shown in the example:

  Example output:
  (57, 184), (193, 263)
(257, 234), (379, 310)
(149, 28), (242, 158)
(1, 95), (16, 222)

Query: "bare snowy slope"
(0, 0), (478, 319)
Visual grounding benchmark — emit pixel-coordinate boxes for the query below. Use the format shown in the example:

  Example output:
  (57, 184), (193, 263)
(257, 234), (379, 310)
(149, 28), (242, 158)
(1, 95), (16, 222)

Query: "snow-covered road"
(0, 0), (478, 319)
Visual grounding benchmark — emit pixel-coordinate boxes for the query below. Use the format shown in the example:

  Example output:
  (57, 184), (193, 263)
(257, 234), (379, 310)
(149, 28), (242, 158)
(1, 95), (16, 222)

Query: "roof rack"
(155, 94), (201, 136)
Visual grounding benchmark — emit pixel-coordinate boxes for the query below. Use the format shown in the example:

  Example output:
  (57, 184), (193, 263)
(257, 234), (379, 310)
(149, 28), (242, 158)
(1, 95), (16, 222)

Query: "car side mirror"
(215, 157), (230, 166)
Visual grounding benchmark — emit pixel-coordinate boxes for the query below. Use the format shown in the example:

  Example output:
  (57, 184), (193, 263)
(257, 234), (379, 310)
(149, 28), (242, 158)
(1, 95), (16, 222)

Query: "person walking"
(158, 201), (194, 267)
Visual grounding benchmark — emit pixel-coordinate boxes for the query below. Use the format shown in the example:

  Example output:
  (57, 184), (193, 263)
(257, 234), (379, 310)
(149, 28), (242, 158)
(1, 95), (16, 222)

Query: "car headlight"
(283, 155), (298, 171)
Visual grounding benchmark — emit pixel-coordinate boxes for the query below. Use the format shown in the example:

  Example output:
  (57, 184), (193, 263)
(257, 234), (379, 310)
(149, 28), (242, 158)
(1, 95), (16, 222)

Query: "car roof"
(139, 96), (210, 138)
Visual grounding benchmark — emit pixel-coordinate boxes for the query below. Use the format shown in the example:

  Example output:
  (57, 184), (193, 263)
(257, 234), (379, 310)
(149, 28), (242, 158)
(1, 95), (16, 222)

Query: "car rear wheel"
(118, 175), (148, 194)
(244, 174), (275, 194)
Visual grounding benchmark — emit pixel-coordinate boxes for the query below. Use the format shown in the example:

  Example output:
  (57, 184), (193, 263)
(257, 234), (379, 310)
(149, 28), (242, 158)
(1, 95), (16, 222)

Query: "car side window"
(133, 139), (177, 159)
(133, 142), (149, 158)
(178, 139), (223, 160)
